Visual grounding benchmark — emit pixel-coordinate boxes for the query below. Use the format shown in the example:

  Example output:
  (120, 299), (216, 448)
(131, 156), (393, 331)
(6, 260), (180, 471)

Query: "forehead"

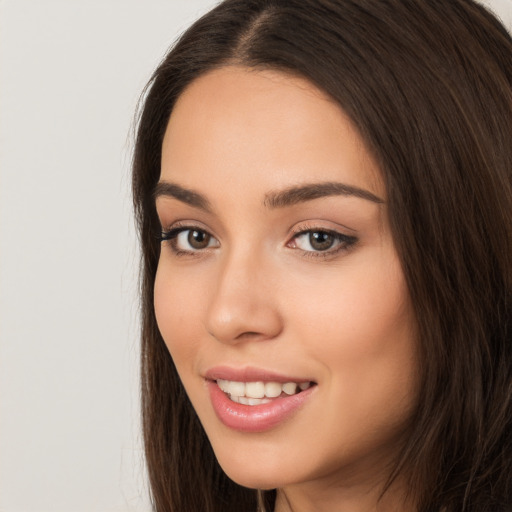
(161, 66), (383, 200)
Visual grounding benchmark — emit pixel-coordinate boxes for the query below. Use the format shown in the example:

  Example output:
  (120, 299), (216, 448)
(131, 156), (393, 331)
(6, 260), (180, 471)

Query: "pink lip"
(204, 365), (314, 383)
(204, 366), (316, 433)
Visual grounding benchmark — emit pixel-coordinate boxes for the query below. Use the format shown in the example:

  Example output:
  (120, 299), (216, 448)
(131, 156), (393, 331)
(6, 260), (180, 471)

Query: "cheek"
(153, 263), (204, 371)
(293, 252), (418, 413)
(292, 249), (411, 346)
(322, 273), (411, 359)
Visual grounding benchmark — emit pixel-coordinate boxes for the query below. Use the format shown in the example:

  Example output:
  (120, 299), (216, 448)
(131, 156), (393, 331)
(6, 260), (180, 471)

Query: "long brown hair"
(132, 1), (512, 510)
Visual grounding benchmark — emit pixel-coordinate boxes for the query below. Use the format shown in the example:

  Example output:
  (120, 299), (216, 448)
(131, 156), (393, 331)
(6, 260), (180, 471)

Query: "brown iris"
(188, 229), (211, 249)
(309, 231), (335, 251)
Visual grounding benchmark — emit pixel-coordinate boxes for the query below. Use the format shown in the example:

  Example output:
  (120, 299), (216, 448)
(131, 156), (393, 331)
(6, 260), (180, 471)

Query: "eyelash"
(159, 223), (358, 260)
(288, 225), (358, 260)
(159, 224), (215, 258)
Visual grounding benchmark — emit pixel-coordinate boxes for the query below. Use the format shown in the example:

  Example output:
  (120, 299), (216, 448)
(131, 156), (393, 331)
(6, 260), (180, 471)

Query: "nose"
(205, 250), (283, 344)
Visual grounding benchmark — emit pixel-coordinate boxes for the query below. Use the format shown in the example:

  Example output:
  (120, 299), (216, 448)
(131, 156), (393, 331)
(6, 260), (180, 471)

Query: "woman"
(132, 1), (512, 511)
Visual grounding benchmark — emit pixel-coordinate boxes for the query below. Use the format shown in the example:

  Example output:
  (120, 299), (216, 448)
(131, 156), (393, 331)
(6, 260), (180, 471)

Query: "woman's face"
(154, 67), (418, 494)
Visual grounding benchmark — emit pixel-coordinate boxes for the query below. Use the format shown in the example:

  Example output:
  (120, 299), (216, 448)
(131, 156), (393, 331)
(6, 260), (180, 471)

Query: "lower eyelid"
(160, 226), (220, 255)
(289, 230), (358, 256)
(160, 225), (355, 258)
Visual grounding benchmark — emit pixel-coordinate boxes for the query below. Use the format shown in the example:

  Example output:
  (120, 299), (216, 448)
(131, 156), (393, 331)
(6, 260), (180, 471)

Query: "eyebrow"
(153, 180), (384, 211)
(153, 182), (212, 212)
(264, 182), (384, 208)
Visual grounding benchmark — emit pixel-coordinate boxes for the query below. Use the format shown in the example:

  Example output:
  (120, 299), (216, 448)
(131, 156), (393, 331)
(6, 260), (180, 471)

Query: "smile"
(205, 369), (317, 432)
(216, 379), (312, 405)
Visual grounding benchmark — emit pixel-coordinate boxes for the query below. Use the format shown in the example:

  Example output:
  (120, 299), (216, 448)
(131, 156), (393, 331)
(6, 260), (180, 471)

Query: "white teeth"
(228, 380), (245, 397)
(237, 396), (273, 405)
(264, 382), (282, 398)
(245, 381), (265, 398)
(282, 382), (298, 395)
(248, 397), (272, 406)
(216, 379), (311, 404)
(217, 379), (230, 393)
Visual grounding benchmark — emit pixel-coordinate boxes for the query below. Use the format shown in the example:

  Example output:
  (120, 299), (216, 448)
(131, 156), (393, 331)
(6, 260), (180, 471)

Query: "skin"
(154, 67), (419, 512)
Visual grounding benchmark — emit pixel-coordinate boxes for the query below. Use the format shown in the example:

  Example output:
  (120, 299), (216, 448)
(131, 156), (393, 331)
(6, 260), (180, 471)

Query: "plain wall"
(0, 1), (510, 511)
(0, 2), (217, 511)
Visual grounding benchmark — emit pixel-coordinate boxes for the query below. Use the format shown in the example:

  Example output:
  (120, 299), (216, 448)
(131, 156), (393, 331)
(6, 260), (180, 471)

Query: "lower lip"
(207, 380), (315, 433)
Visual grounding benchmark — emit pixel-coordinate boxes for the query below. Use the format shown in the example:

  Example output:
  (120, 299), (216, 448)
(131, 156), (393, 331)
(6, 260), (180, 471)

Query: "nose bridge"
(205, 245), (282, 344)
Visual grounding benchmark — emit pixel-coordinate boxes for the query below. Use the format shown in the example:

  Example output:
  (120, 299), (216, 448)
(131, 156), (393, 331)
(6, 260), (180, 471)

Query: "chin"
(208, 434), (303, 490)
(219, 461), (289, 491)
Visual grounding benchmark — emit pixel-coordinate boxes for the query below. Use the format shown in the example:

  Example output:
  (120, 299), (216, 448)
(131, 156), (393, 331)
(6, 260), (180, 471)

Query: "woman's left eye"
(289, 229), (357, 255)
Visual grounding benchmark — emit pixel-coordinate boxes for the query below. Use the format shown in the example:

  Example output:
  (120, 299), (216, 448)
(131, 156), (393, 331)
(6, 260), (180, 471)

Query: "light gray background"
(1, 1), (510, 511)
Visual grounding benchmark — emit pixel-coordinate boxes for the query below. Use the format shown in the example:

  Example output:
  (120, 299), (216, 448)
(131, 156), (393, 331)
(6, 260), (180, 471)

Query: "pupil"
(188, 230), (210, 249)
(310, 231), (334, 251)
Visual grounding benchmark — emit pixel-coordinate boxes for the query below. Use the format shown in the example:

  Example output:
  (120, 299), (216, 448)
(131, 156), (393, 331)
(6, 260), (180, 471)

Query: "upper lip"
(204, 365), (315, 383)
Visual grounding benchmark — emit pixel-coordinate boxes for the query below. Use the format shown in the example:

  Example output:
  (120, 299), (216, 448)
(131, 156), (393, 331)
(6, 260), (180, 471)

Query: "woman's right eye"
(160, 227), (220, 254)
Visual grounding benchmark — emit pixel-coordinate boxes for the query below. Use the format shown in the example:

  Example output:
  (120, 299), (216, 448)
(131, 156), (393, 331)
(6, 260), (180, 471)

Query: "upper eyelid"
(289, 228), (358, 258)
(160, 226), (220, 252)
(161, 223), (353, 235)
(292, 226), (343, 236)
(160, 220), (214, 234)
(289, 221), (357, 237)
(160, 225), (217, 239)
(159, 221), (357, 244)
(290, 228), (357, 245)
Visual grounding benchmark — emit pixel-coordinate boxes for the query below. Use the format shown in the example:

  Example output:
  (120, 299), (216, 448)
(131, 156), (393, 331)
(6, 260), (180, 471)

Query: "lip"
(204, 365), (314, 384)
(204, 366), (316, 433)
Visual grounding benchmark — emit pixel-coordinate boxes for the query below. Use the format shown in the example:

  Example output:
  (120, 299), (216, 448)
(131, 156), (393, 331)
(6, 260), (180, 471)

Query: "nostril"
(235, 331), (263, 340)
